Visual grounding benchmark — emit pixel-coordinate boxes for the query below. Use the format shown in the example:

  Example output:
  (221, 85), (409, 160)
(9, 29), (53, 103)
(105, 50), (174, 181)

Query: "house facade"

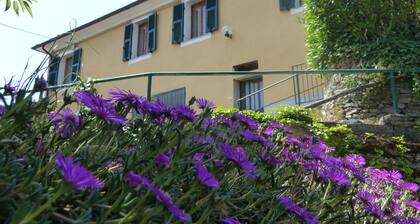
(33, 0), (309, 110)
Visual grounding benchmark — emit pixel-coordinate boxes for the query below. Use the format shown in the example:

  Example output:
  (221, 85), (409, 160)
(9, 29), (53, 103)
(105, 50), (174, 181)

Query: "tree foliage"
(1, 0), (36, 16)
(305, 0), (419, 69)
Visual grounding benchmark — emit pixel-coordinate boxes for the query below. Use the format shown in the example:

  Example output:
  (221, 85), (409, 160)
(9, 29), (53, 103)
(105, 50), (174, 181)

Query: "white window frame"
(57, 48), (77, 85)
(180, 0), (212, 46)
(290, 0), (304, 15)
(128, 13), (153, 64)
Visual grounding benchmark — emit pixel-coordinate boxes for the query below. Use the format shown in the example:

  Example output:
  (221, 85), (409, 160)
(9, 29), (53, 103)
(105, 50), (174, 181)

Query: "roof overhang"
(32, 0), (175, 54)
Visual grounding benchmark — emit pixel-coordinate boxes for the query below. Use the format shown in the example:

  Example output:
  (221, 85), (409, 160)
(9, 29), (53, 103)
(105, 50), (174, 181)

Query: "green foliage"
(2, 0), (36, 16)
(305, 0), (420, 93)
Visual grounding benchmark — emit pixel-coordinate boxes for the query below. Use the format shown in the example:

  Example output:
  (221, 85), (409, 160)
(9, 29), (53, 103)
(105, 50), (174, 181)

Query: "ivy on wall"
(305, 0), (419, 70)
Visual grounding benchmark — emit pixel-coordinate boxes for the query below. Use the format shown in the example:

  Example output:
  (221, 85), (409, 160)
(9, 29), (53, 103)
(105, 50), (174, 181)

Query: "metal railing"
(46, 68), (420, 113)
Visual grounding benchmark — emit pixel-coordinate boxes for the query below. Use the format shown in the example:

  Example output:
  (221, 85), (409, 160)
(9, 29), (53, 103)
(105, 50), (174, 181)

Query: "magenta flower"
(220, 144), (257, 179)
(344, 154), (366, 167)
(196, 98), (215, 109)
(221, 217), (241, 224)
(55, 152), (104, 190)
(49, 108), (81, 138)
(156, 153), (171, 167)
(406, 199), (420, 211)
(127, 171), (191, 222)
(398, 182), (419, 192)
(74, 91), (127, 125)
(277, 195), (320, 224)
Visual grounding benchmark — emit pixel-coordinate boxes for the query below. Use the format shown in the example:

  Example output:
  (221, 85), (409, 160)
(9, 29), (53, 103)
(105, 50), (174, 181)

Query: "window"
(155, 88), (186, 107)
(63, 56), (74, 84)
(191, 1), (206, 38)
(239, 78), (264, 111)
(293, 0), (303, 8)
(279, 0), (304, 11)
(135, 21), (149, 57)
(123, 13), (157, 62)
(172, 0), (218, 44)
(48, 48), (82, 86)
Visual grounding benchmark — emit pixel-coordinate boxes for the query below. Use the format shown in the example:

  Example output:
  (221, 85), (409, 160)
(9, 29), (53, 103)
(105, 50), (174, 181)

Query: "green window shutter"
(71, 48), (82, 82)
(48, 57), (60, 86)
(172, 3), (184, 44)
(206, 0), (218, 33)
(123, 24), (133, 61)
(148, 13), (157, 53)
(279, 0), (292, 11)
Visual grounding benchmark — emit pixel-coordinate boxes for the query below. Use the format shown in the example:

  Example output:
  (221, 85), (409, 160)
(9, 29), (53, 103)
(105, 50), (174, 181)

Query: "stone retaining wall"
(321, 74), (420, 142)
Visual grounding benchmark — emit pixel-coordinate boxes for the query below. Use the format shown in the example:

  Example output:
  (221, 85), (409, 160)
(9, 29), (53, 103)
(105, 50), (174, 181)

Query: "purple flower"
(364, 202), (384, 219)
(196, 98), (216, 109)
(49, 108), (81, 138)
(108, 88), (146, 109)
(195, 161), (220, 188)
(74, 91), (127, 125)
(128, 171), (147, 187)
(0, 105), (5, 116)
(220, 144), (257, 179)
(242, 129), (266, 143)
(286, 135), (307, 149)
(356, 190), (375, 203)
(406, 199), (420, 211)
(218, 116), (240, 129)
(173, 105), (196, 122)
(221, 217), (241, 224)
(320, 168), (350, 186)
(386, 216), (420, 224)
(34, 77), (48, 90)
(156, 153), (171, 167)
(232, 113), (259, 130)
(262, 127), (273, 136)
(260, 150), (282, 167)
(398, 182), (419, 192)
(55, 152), (104, 190)
(344, 154), (366, 167)
(200, 117), (216, 130)
(193, 134), (214, 145)
(277, 195), (320, 224)
(127, 171), (191, 222)
(3, 77), (17, 94)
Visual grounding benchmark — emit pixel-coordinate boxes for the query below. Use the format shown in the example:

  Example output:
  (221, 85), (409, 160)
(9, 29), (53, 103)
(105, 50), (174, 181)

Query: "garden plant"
(0, 78), (419, 223)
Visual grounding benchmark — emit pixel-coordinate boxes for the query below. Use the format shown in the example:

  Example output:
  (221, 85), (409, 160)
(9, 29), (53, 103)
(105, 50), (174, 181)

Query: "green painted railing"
(46, 68), (420, 113)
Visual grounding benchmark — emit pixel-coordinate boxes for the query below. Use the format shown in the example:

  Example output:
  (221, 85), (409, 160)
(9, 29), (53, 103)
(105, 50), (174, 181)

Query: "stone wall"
(321, 74), (420, 142)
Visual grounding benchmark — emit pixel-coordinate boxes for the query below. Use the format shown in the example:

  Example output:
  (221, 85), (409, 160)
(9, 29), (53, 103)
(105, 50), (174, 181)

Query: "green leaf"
(13, 0), (19, 15)
(18, 0), (25, 12)
(23, 0), (32, 17)
(5, 0), (11, 11)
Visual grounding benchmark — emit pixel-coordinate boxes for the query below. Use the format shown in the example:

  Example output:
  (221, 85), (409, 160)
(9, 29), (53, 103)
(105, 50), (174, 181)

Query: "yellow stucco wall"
(78, 0), (307, 109)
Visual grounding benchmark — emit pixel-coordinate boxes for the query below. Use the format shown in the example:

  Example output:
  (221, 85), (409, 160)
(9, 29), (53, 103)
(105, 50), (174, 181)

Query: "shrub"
(0, 84), (419, 223)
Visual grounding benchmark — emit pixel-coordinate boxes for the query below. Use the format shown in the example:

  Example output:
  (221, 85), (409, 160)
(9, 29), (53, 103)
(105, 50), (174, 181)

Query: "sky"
(0, 0), (136, 86)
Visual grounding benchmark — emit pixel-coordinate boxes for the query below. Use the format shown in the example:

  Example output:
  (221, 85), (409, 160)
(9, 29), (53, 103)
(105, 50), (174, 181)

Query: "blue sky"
(0, 0), (136, 86)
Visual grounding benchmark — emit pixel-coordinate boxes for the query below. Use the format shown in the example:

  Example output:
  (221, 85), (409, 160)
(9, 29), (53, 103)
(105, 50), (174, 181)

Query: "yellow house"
(33, 0), (316, 111)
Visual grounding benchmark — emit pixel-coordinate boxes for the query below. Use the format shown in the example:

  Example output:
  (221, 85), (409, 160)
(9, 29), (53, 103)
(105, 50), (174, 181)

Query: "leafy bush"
(0, 82), (419, 223)
(305, 0), (420, 94)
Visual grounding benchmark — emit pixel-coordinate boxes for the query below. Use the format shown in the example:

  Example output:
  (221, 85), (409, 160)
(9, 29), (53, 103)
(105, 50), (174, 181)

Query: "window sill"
(181, 33), (212, 47)
(128, 53), (152, 65)
(290, 6), (304, 15)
